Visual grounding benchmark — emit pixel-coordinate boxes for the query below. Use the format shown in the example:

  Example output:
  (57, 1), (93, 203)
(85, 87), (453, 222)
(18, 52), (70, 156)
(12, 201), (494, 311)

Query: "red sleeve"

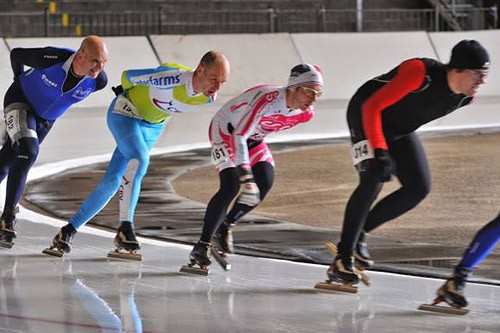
(362, 59), (426, 150)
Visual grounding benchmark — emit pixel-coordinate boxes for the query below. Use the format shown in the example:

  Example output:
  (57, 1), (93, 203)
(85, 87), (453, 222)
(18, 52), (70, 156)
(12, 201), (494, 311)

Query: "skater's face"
(73, 36), (108, 78)
(290, 83), (322, 110)
(454, 68), (488, 97)
(196, 59), (230, 97)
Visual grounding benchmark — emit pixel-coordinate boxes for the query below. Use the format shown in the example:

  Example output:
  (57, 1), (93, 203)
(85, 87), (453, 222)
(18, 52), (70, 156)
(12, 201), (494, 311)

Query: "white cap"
(287, 64), (324, 88)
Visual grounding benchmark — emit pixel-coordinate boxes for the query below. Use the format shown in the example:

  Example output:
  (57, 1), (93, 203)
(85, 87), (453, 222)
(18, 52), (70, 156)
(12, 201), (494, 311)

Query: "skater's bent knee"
(414, 183), (430, 200)
(16, 139), (39, 164)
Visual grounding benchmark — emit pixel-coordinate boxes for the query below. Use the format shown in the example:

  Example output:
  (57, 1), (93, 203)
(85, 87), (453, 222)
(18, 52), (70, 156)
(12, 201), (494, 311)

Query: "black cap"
(448, 40), (490, 70)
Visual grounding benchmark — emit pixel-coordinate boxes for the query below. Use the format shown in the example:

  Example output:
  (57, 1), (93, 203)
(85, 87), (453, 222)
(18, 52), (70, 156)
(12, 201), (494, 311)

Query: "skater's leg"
(199, 168), (240, 243)
(116, 118), (164, 224)
(46, 108), (135, 254)
(328, 168), (382, 282)
(337, 170), (383, 257)
(0, 142), (17, 236)
(2, 107), (53, 217)
(0, 107), (17, 182)
(68, 148), (128, 229)
(363, 133), (431, 233)
(434, 210), (500, 309)
(1, 105), (52, 247)
(3, 137), (39, 213)
(213, 144), (275, 253)
(456, 213), (500, 272)
(0, 139), (17, 184)
(0, 140), (19, 245)
(110, 116), (163, 257)
(0, 103), (35, 181)
(213, 162), (274, 254)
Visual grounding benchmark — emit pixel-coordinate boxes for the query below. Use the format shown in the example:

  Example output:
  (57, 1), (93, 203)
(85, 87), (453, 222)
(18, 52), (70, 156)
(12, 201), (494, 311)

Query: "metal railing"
(323, 7), (497, 32)
(0, 6), (497, 37)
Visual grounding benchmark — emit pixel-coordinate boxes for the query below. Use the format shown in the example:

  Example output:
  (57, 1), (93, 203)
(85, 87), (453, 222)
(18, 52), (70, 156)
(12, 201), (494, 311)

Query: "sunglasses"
(468, 69), (488, 80)
(300, 86), (323, 98)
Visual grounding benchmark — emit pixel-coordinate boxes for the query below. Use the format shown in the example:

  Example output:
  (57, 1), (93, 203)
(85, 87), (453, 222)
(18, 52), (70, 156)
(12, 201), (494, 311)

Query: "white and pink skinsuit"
(209, 84), (314, 171)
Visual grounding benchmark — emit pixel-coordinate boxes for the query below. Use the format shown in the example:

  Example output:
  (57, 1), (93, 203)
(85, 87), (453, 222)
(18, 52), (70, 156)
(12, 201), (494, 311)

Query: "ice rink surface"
(1, 217), (499, 333)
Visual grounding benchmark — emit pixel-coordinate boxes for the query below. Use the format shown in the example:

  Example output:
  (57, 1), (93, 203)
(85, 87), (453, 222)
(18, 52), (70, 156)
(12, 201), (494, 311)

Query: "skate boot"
(43, 224), (77, 257)
(0, 211), (17, 249)
(108, 221), (142, 261)
(418, 269), (470, 315)
(316, 255), (362, 293)
(180, 241), (212, 275)
(328, 255), (360, 284)
(437, 270), (468, 308)
(354, 240), (374, 270)
(213, 222), (234, 255)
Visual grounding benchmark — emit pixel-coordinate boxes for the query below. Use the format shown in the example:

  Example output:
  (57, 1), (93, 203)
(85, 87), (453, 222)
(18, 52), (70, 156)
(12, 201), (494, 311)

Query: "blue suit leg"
(116, 120), (164, 224)
(457, 214), (500, 272)
(68, 99), (130, 230)
(69, 148), (128, 229)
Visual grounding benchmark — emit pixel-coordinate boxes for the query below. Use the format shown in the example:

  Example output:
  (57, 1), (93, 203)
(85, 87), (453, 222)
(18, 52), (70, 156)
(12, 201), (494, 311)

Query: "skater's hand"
(237, 181), (260, 206)
(236, 165), (260, 207)
(373, 148), (394, 182)
(112, 85), (124, 96)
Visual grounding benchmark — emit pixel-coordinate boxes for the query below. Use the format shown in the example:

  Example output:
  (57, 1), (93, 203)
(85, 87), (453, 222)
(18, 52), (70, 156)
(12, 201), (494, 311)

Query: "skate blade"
(42, 247), (63, 257)
(356, 271), (370, 286)
(107, 250), (142, 261)
(324, 241), (337, 256)
(0, 240), (14, 249)
(180, 264), (209, 276)
(210, 248), (231, 271)
(418, 303), (469, 315)
(314, 281), (358, 294)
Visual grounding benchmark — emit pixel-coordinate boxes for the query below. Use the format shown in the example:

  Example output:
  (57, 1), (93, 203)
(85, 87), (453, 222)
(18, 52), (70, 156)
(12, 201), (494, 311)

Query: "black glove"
(373, 148), (394, 182)
(112, 85), (124, 96)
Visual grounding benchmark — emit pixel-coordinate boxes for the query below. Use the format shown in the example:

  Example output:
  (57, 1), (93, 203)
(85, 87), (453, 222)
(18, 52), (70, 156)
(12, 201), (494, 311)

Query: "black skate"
(211, 223), (233, 270)
(213, 222), (234, 255)
(107, 221), (142, 261)
(0, 214), (17, 249)
(43, 224), (77, 257)
(324, 241), (369, 284)
(419, 275), (469, 315)
(317, 256), (361, 293)
(354, 240), (374, 270)
(315, 241), (370, 293)
(180, 241), (212, 275)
